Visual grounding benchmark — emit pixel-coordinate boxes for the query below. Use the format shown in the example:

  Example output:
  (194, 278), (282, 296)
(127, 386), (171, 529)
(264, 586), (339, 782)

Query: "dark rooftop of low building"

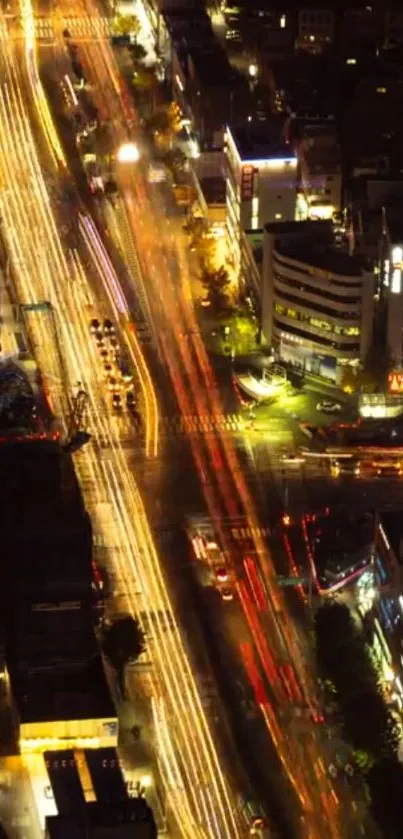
(277, 242), (367, 277)
(265, 219), (333, 238)
(163, 7), (213, 44)
(228, 118), (294, 162)
(12, 654), (115, 724)
(0, 439), (85, 523)
(200, 176), (226, 205)
(264, 220), (368, 276)
(8, 606), (97, 664)
(46, 799), (157, 839)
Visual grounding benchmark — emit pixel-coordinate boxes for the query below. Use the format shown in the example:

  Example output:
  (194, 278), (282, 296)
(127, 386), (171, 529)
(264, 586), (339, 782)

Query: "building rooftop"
(277, 241), (367, 277)
(265, 220), (368, 276)
(11, 654), (115, 724)
(164, 8), (213, 44)
(183, 41), (236, 87)
(265, 219), (333, 238)
(200, 176), (226, 205)
(9, 606), (97, 664)
(46, 800), (157, 839)
(0, 439), (85, 520)
(228, 119), (294, 162)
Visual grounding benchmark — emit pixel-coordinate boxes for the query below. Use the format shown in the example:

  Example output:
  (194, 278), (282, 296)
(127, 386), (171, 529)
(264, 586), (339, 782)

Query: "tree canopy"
(102, 615), (145, 696)
(367, 758), (403, 838)
(314, 602), (400, 762)
(201, 265), (232, 314)
(112, 14), (140, 38)
(132, 66), (158, 91)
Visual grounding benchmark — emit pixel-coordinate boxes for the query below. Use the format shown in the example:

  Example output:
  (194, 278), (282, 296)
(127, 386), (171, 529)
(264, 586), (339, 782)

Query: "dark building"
(0, 431), (115, 750)
(45, 799), (157, 839)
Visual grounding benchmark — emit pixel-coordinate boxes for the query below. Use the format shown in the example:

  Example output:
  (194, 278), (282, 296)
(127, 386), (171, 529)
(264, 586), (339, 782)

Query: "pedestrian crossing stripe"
(231, 526), (270, 540)
(159, 414), (246, 433)
(31, 16), (112, 41)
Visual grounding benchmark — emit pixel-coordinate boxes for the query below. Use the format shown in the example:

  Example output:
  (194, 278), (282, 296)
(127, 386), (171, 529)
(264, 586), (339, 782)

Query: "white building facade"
(225, 124), (297, 272)
(262, 222), (375, 382)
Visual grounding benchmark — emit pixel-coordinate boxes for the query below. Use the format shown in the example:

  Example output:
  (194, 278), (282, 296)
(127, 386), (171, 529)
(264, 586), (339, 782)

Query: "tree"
(132, 66), (158, 91)
(129, 42), (147, 63)
(102, 615), (145, 697)
(163, 148), (188, 176)
(112, 14), (140, 38)
(145, 102), (181, 141)
(184, 214), (206, 243)
(367, 758), (403, 838)
(146, 108), (173, 136)
(340, 364), (359, 393)
(314, 603), (400, 762)
(201, 265), (233, 314)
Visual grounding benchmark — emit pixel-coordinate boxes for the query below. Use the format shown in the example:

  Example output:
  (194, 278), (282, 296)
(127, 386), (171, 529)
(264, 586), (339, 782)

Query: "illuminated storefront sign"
(384, 245), (403, 294)
(388, 371), (403, 393)
(241, 165), (254, 201)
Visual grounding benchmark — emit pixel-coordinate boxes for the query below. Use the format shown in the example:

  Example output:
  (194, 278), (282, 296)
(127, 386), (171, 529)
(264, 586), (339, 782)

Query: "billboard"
(241, 165), (254, 201)
(388, 371), (403, 393)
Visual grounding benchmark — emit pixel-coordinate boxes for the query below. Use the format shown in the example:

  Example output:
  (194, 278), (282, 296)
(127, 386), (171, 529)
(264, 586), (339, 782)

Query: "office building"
(0, 427), (115, 752)
(167, 6), (251, 149)
(296, 7), (334, 53)
(354, 510), (403, 713)
(225, 120), (297, 274)
(296, 118), (342, 219)
(46, 799), (157, 839)
(262, 220), (375, 381)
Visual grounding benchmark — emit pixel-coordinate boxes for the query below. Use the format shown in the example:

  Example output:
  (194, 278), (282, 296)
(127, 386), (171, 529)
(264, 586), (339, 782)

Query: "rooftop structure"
(227, 119), (293, 164)
(45, 799), (157, 839)
(307, 509), (374, 594)
(15, 654), (117, 752)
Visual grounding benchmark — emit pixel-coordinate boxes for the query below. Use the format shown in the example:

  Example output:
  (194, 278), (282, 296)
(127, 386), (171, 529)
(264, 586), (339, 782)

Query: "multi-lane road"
(40, 4), (373, 838)
(0, 3), (244, 838)
(0, 1), (388, 838)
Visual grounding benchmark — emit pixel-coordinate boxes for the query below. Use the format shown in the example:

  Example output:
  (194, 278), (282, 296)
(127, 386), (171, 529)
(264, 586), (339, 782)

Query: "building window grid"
(273, 252), (362, 288)
(273, 317), (360, 353)
(274, 303), (360, 337)
(274, 270), (362, 305)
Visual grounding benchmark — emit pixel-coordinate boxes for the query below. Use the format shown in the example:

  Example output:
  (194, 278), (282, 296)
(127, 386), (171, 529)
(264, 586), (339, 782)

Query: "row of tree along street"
(315, 602), (403, 838)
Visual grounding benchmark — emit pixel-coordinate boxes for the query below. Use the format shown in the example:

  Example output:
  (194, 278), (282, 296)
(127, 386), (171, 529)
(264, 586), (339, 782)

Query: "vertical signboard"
(241, 165), (254, 201)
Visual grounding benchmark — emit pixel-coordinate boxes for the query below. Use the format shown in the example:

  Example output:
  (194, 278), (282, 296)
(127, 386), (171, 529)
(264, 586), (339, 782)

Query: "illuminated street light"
(116, 142), (140, 164)
(248, 63), (258, 78)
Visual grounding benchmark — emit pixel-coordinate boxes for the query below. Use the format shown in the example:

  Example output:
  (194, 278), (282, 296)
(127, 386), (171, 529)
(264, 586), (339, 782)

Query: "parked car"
(316, 399), (342, 414)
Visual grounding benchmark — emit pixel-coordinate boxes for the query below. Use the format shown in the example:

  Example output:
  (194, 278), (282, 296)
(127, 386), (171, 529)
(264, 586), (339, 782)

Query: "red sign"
(388, 372), (403, 393)
(241, 165), (254, 201)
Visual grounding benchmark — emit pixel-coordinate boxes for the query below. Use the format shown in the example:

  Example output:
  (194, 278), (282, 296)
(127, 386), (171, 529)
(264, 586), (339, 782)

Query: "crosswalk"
(9, 15), (112, 43)
(159, 413), (246, 435)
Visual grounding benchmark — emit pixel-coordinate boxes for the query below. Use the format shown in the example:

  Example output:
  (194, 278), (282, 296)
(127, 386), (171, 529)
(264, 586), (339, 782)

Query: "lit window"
(275, 213), (282, 220)
(376, 87), (387, 94)
(346, 58), (357, 65)
(280, 14), (286, 28)
(392, 268), (401, 294)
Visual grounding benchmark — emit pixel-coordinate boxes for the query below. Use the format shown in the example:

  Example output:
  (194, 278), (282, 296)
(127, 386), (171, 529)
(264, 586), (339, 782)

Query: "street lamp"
(116, 142), (140, 164)
(248, 63), (258, 79)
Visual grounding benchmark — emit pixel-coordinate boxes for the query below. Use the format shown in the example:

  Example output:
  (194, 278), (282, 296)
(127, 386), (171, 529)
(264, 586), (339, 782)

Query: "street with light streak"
(0, 4), (242, 838)
(0, 0), (367, 837)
